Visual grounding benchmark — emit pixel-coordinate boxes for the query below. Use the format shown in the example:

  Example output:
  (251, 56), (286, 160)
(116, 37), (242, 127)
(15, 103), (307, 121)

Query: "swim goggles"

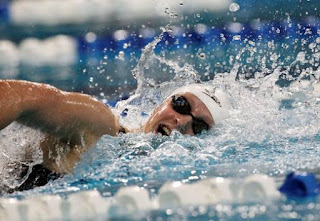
(171, 95), (209, 135)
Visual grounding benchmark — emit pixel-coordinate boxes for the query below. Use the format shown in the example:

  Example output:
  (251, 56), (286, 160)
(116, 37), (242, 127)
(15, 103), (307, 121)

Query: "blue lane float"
(279, 171), (320, 198)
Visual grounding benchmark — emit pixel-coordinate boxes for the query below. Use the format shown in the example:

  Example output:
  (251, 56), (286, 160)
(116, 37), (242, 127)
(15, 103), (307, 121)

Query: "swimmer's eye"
(171, 95), (209, 135)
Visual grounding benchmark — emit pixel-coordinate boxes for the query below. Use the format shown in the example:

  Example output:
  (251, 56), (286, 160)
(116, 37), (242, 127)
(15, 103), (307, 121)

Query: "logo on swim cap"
(203, 88), (222, 107)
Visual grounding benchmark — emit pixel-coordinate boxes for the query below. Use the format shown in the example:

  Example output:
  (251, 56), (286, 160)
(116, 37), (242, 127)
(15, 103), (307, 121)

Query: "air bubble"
(233, 35), (241, 41)
(85, 32), (97, 43)
(297, 52), (306, 62)
(123, 43), (129, 49)
(117, 51), (125, 60)
(309, 42), (316, 50)
(229, 3), (240, 12)
(198, 53), (206, 59)
(270, 53), (278, 62)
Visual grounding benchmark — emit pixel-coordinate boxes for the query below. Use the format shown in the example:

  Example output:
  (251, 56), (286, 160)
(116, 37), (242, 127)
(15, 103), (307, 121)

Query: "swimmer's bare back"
(0, 80), (120, 173)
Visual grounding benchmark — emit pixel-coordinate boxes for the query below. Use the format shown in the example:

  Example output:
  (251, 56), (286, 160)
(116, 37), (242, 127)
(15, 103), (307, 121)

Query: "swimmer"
(0, 80), (229, 192)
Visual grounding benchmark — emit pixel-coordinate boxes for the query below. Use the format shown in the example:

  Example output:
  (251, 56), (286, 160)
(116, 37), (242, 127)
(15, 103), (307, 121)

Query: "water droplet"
(297, 52), (306, 62)
(229, 3), (240, 12)
(117, 51), (125, 60)
(249, 41), (255, 46)
(270, 53), (278, 61)
(198, 53), (206, 59)
(113, 30), (129, 41)
(309, 42), (316, 49)
(233, 35), (241, 41)
(171, 13), (179, 18)
(85, 32), (97, 43)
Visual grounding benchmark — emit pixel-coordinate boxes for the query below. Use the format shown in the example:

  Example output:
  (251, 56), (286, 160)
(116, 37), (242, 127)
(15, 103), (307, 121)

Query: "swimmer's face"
(144, 92), (214, 136)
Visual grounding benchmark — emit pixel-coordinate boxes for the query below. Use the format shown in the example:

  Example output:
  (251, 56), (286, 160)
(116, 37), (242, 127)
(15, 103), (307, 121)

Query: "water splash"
(109, 31), (320, 189)
(3, 22), (320, 221)
(0, 122), (44, 193)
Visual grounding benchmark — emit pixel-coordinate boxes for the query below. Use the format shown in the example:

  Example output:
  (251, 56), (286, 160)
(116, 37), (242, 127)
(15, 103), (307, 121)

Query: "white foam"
(0, 122), (44, 190)
(312, 81), (320, 96)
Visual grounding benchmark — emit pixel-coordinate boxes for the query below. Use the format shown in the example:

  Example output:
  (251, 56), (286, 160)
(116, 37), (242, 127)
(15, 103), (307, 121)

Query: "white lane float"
(157, 181), (213, 208)
(0, 198), (20, 221)
(8, 0), (230, 25)
(0, 174), (283, 220)
(157, 177), (236, 209)
(19, 35), (77, 66)
(237, 174), (281, 202)
(19, 195), (62, 221)
(9, 0), (113, 25)
(0, 40), (19, 68)
(64, 189), (110, 220)
(109, 186), (153, 216)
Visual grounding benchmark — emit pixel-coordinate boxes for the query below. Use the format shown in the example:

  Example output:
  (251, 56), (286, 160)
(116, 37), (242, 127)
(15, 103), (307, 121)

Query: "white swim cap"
(169, 84), (230, 125)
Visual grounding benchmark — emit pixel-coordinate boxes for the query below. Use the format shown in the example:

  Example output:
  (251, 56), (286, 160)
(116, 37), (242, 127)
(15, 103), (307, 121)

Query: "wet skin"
(143, 92), (214, 136)
(0, 80), (213, 175)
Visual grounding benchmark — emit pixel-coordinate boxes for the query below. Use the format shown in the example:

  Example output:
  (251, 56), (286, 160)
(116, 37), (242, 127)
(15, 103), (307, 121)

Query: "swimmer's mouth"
(157, 124), (171, 136)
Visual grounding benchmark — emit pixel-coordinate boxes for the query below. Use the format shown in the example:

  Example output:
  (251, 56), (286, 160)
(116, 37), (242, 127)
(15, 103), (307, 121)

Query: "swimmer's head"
(144, 84), (230, 136)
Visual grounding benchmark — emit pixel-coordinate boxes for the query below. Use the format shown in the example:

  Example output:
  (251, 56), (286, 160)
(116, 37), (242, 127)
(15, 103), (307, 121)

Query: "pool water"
(2, 34), (320, 220)
(2, 1), (320, 219)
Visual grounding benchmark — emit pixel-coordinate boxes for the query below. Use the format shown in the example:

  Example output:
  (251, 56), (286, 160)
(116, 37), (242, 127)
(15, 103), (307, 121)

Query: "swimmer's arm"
(0, 80), (120, 145)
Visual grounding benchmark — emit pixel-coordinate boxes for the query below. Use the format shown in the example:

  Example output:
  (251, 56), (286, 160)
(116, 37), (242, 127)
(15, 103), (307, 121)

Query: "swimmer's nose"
(175, 114), (193, 134)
